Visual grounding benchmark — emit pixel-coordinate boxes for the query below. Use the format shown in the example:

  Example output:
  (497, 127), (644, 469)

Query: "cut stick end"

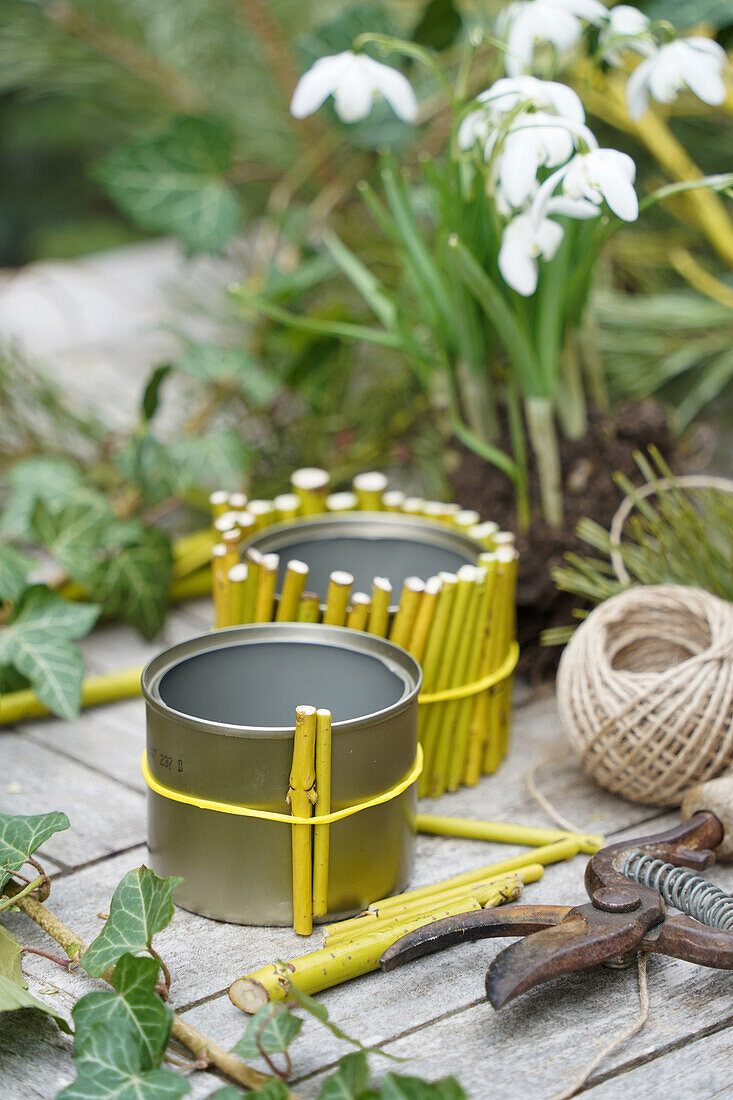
(292, 467), (330, 491)
(228, 563), (248, 583)
(330, 570), (354, 587)
(229, 977), (270, 1014)
(286, 559), (309, 575)
(353, 471), (388, 493)
(373, 576), (393, 593)
(296, 705), (317, 718)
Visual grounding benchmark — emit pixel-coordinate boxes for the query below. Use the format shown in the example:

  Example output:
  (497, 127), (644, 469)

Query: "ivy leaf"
(0, 809), (69, 892)
(141, 365), (173, 423)
(94, 115), (242, 252)
(0, 586), (100, 719)
(31, 494), (113, 582)
(232, 1004), (302, 1059)
(175, 343), (281, 409)
(81, 866), (182, 978)
(168, 431), (251, 495)
(0, 456), (83, 540)
(86, 526), (173, 640)
(212, 1085), (289, 1100)
(380, 1075), (467, 1100)
(0, 544), (33, 603)
(73, 954), (173, 1071)
(318, 1052), (372, 1100)
(58, 1020), (190, 1100)
(0, 925), (72, 1032)
(115, 435), (179, 503)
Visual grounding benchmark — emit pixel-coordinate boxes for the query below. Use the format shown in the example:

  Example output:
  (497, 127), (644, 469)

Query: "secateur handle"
(682, 773), (733, 861)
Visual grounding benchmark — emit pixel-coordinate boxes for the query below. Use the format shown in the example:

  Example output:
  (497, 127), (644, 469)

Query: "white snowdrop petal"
(536, 217), (564, 258)
(647, 49), (682, 103)
(556, 0), (607, 20)
(542, 8), (585, 53)
(607, 5), (650, 35)
(365, 58), (418, 122)
(505, 13), (537, 76)
(499, 235), (539, 295)
(332, 62), (375, 122)
(290, 54), (347, 118)
(599, 173), (639, 221)
(626, 58), (651, 118)
(457, 110), (486, 149)
(684, 37), (727, 63)
(547, 195), (601, 218)
(545, 81), (586, 123)
(681, 52), (726, 106)
(498, 134), (541, 207)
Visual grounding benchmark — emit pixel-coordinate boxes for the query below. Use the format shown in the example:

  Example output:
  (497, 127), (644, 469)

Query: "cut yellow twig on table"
(416, 814), (603, 853)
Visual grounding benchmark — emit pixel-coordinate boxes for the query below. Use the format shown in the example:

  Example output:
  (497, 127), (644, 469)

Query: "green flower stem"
(556, 332), (587, 441)
(524, 396), (564, 529)
(0, 875), (47, 912)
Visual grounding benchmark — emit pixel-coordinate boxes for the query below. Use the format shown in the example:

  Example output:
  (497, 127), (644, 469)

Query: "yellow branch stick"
(253, 553), (279, 623)
(212, 544), (230, 629)
(298, 592), (321, 623)
(446, 566), (495, 791)
(0, 666), (144, 725)
(242, 548), (262, 624)
(324, 869), (537, 943)
(289, 705), (318, 936)
(453, 509), (480, 533)
(346, 593), (371, 631)
(227, 563), (248, 627)
(407, 575), (442, 664)
(467, 521), (499, 550)
(416, 814), (603, 854)
(292, 468), (330, 515)
(322, 571), (353, 627)
(463, 554), (499, 786)
(389, 576), (425, 650)
(372, 837), (582, 914)
(312, 709), (332, 918)
(382, 490), (405, 512)
(423, 564), (479, 797)
(229, 895), (483, 1012)
(367, 577), (392, 637)
(326, 491), (358, 513)
(273, 493), (301, 523)
(417, 572), (457, 796)
(209, 490), (230, 519)
(276, 560), (309, 622)
(353, 472), (388, 511)
(249, 500), (275, 532)
(402, 497), (425, 516)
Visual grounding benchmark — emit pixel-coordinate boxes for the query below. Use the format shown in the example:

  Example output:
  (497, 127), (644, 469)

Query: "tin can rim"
(142, 622), (422, 739)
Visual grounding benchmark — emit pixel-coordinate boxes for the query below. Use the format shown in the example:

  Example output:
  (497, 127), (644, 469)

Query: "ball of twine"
(557, 584), (733, 806)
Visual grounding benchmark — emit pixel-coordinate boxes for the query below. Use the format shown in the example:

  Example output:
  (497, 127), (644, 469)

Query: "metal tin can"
(142, 623), (422, 925)
(246, 513), (482, 608)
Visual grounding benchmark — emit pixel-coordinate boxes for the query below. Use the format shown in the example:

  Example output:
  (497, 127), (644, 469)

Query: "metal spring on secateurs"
(623, 850), (733, 931)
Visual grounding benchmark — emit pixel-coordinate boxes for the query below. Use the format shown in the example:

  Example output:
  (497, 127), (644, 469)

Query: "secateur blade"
(380, 905), (571, 971)
(485, 899), (660, 1008)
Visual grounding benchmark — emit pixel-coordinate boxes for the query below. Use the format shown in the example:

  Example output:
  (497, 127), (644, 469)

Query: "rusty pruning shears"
(380, 775), (733, 1008)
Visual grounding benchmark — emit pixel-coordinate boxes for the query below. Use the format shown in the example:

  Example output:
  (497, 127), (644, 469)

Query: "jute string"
(557, 585), (733, 806)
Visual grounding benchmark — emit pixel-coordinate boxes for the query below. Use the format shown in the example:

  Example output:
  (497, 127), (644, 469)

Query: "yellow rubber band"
(141, 745), (423, 824)
(417, 642), (519, 705)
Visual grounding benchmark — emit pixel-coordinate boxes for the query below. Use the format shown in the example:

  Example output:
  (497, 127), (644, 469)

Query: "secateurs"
(380, 776), (733, 1008)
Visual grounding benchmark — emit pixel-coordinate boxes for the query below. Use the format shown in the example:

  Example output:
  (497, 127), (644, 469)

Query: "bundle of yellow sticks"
(209, 468), (519, 795)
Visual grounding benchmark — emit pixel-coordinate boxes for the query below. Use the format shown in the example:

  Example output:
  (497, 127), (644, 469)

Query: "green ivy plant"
(0, 808), (468, 1099)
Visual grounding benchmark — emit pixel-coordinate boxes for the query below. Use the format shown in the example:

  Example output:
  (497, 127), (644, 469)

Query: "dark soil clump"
(449, 400), (673, 679)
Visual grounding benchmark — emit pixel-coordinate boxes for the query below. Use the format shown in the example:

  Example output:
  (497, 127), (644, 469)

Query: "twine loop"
(557, 585), (733, 806)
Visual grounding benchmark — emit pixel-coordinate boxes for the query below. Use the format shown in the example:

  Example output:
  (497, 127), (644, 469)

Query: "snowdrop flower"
(498, 212), (564, 295)
(563, 149), (639, 221)
(497, 0), (607, 77)
(290, 51), (417, 124)
(458, 77), (590, 210)
(599, 5), (651, 66)
(496, 112), (579, 208)
(626, 38), (727, 120)
(561, 148), (638, 221)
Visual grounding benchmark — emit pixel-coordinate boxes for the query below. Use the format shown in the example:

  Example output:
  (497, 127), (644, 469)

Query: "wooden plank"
(583, 1023), (733, 1097)
(26, 698), (147, 793)
(0, 734), (145, 866)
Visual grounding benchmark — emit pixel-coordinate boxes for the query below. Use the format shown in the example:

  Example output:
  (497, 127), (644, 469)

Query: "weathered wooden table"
(2, 599), (732, 1098)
